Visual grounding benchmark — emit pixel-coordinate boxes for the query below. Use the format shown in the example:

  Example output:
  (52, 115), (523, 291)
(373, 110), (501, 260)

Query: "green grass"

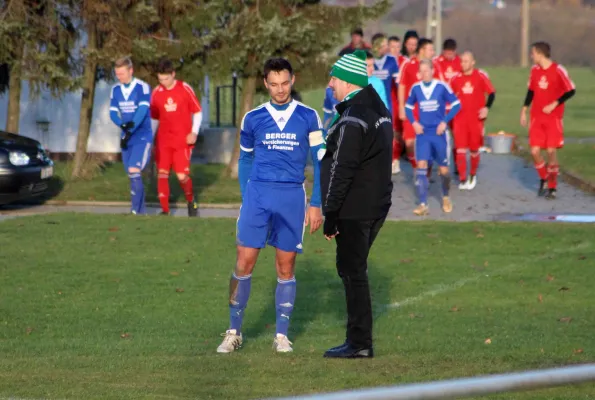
(1, 214), (595, 399)
(559, 143), (595, 184)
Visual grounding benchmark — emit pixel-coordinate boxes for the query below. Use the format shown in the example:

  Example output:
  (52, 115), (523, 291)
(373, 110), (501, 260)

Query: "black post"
(232, 72), (238, 127)
(216, 86), (221, 127)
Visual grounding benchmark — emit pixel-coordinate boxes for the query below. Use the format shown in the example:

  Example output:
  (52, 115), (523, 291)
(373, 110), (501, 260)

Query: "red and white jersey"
(150, 80), (202, 146)
(435, 54), (462, 83)
(399, 56), (445, 100)
(450, 69), (495, 120)
(528, 62), (575, 120)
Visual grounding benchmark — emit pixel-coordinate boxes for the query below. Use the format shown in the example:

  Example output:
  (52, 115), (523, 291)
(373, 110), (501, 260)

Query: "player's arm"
(404, 89), (417, 124)
(184, 83), (203, 138)
(129, 83), (151, 134)
(322, 89), (335, 130)
(323, 116), (364, 232)
(442, 86), (461, 123)
(398, 62), (409, 119)
(307, 113), (325, 208)
(556, 65), (576, 106)
(150, 91), (160, 135)
(109, 86), (123, 126)
(238, 115), (255, 199)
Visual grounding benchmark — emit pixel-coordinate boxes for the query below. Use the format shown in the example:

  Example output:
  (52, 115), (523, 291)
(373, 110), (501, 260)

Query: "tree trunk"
(225, 75), (257, 179)
(71, 24), (98, 179)
(6, 45), (24, 134)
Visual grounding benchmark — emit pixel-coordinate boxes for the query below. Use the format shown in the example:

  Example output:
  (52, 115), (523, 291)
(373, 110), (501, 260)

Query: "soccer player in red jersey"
(450, 51), (495, 190)
(150, 59), (203, 216)
(435, 38), (462, 84)
(520, 42), (575, 200)
(398, 38), (444, 170)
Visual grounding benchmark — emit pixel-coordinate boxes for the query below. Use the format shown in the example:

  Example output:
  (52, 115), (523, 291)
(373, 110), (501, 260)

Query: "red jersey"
(398, 56), (444, 102)
(450, 69), (495, 120)
(528, 62), (574, 119)
(150, 80), (202, 146)
(435, 54), (462, 83)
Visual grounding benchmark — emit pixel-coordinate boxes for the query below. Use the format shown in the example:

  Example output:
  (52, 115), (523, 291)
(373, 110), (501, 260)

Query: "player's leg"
(218, 183), (270, 353)
(392, 129), (401, 175)
(402, 120), (417, 169)
(529, 119), (548, 196)
(544, 118), (563, 199)
(173, 146), (198, 216)
(126, 141), (152, 214)
(413, 136), (429, 215)
(434, 135), (453, 213)
(453, 120), (469, 189)
(267, 185), (307, 352)
(156, 144), (173, 214)
(467, 121), (483, 190)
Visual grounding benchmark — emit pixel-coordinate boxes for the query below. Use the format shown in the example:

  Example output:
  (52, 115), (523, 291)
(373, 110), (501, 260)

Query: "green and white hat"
(330, 50), (369, 88)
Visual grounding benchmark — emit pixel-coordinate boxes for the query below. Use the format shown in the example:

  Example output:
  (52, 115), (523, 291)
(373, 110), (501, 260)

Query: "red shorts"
(155, 144), (193, 174)
(392, 105), (403, 133)
(402, 119), (417, 141)
(453, 119), (484, 151)
(529, 116), (564, 149)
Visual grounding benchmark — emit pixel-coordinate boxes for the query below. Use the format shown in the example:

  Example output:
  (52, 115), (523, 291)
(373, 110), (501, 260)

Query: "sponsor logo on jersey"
(538, 76), (549, 90)
(462, 81), (474, 94)
(420, 99), (439, 113)
(164, 97), (177, 112)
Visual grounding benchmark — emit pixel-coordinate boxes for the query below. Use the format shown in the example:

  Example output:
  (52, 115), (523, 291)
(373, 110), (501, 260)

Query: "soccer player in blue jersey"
(217, 58), (325, 354)
(370, 33), (399, 114)
(405, 59), (461, 216)
(109, 57), (153, 215)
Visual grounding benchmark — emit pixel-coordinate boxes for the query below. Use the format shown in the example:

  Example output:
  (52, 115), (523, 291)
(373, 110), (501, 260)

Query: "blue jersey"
(405, 79), (460, 132)
(368, 76), (389, 110)
(240, 100), (323, 185)
(372, 55), (399, 112)
(109, 78), (152, 143)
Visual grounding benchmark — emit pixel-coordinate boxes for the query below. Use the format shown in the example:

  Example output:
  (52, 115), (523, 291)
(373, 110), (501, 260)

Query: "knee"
(128, 167), (141, 175)
(530, 147), (541, 158)
(176, 173), (188, 182)
(546, 148), (556, 157)
(236, 254), (257, 276)
(276, 267), (294, 281)
(439, 167), (450, 176)
(417, 160), (428, 169)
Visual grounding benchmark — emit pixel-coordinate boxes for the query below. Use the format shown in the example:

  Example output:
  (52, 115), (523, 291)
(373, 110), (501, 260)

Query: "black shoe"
(538, 179), (547, 197)
(323, 343), (374, 358)
(545, 188), (557, 200)
(187, 200), (199, 217)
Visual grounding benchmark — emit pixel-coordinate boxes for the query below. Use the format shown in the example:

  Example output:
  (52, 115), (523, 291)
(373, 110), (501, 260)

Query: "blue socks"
(229, 273), (252, 333)
(416, 168), (429, 204)
(129, 173), (145, 214)
(275, 277), (296, 337)
(441, 173), (451, 197)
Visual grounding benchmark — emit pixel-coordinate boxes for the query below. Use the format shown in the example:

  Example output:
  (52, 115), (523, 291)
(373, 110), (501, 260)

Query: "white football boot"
(272, 333), (293, 353)
(467, 175), (477, 190)
(216, 329), (243, 353)
(392, 159), (401, 175)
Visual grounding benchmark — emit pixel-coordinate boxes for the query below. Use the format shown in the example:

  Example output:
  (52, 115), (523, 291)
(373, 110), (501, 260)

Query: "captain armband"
(309, 130), (325, 147)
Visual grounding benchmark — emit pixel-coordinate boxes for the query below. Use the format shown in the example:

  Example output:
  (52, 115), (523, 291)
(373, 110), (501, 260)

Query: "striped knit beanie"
(330, 50), (369, 88)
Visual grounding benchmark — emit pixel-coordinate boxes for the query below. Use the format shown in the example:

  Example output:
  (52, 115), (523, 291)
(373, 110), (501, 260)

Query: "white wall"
(0, 77), (210, 153)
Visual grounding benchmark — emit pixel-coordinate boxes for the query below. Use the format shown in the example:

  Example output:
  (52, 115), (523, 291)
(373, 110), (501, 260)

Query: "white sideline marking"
(386, 242), (590, 309)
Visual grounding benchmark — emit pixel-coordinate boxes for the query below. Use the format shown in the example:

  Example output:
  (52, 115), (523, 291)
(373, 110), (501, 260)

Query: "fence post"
(232, 72), (238, 127)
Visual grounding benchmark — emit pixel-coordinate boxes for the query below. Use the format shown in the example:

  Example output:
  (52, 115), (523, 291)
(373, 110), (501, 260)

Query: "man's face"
(158, 72), (176, 89)
(351, 33), (363, 47)
(374, 38), (389, 58)
(388, 40), (401, 57)
(264, 70), (294, 104)
(461, 53), (475, 73)
(419, 43), (435, 60)
(328, 76), (349, 101)
(419, 63), (433, 83)
(530, 47), (542, 65)
(366, 58), (374, 77)
(115, 66), (133, 84)
(405, 37), (418, 57)
(442, 49), (456, 60)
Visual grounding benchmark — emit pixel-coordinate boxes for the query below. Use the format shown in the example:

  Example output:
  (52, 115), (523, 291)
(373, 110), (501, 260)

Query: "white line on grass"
(385, 241), (591, 310)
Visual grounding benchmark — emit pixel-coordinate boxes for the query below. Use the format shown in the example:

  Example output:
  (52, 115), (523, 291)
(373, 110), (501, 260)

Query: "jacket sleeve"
(323, 119), (363, 215)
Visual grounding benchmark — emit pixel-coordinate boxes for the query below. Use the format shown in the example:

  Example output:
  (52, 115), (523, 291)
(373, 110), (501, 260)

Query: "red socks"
(392, 139), (401, 161)
(534, 162), (548, 180)
(180, 176), (194, 202)
(470, 152), (480, 176)
(158, 173), (170, 213)
(547, 164), (559, 189)
(456, 150), (467, 181)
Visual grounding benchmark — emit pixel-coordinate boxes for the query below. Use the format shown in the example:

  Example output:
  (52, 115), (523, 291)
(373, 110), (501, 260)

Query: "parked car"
(0, 130), (54, 206)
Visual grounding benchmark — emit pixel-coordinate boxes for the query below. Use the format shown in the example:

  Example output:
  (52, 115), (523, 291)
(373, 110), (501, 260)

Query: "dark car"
(0, 130), (54, 206)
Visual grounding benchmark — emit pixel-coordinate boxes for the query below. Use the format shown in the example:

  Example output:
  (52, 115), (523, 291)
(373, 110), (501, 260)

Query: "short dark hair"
(156, 58), (175, 74)
(263, 58), (293, 79)
(401, 30), (419, 56)
(417, 38), (433, 53)
(371, 33), (386, 44)
(532, 41), (551, 58)
(364, 50), (374, 59)
(351, 27), (364, 36)
(443, 38), (457, 51)
(388, 36), (400, 43)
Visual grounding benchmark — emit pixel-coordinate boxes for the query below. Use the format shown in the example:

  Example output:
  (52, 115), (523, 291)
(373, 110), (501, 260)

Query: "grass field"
(1, 214), (595, 399)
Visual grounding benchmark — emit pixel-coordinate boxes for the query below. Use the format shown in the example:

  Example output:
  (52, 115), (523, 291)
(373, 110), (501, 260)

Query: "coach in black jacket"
(320, 50), (393, 358)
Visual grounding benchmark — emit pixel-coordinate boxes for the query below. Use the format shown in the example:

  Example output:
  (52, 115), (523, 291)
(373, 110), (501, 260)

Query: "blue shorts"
(415, 132), (451, 167)
(122, 140), (152, 171)
(236, 181), (307, 253)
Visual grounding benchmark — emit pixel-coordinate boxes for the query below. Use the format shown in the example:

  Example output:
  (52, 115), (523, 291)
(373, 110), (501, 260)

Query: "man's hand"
(413, 121), (424, 135)
(187, 133), (198, 145)
(120, 130), (132, 150)
(543, 101), (558, 115)
(520, 108), (528, 127)
(436, 121), (447, 135)
(479, 107), (489, 120)
(323, 212), (339, 241)
(120, 121), (135, 132)
(305, 206), (323, 234)
(399, 107), (407, 121)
